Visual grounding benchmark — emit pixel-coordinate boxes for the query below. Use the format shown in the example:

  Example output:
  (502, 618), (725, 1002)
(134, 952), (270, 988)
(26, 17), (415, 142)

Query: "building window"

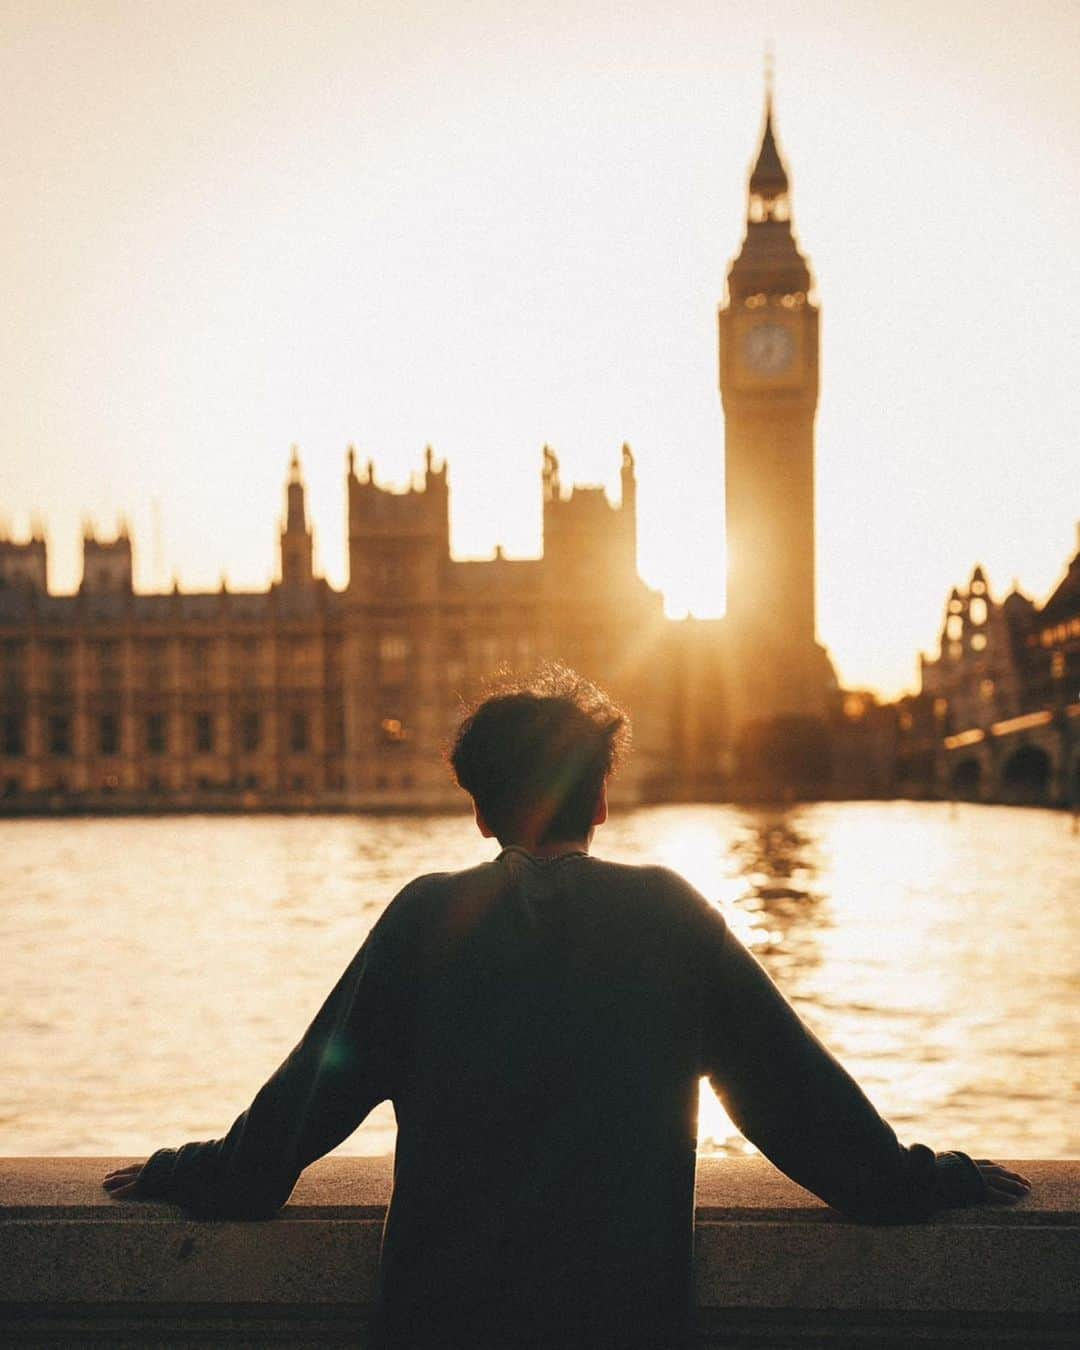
(240, 711), (261, 753)
(286, 712), (307, 756)
(49, 715), (72, 757)
(96, 641), (121, 690)
(47, 642), (71, 694)
(379, 636), (409, 662)
(99, 713), (120, 757)
(289, 711), (308, 753)
(146, 713), (167, 756)
(378, 634), (410, 687)
(377, 559), (402, 590)
(146, 640), (168, 691)
(194, 711), (213, 753)
(2, 714), (24, 757)
(326, 703), (345, 754)
(480, 636), (500, 671)
(238, 638), (260, 687)
(188, 640), (212, 690)
(325, 638), (343, 683)
(1, 641), (26, 693)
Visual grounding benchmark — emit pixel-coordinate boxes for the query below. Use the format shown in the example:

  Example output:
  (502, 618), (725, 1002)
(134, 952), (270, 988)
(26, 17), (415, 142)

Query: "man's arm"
(103, 923), (406, 1219)
(698, 905), (1030, 1220)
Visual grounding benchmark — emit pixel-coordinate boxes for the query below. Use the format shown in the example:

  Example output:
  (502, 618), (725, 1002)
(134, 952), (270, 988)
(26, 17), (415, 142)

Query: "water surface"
(2, 802), (1076, 1159)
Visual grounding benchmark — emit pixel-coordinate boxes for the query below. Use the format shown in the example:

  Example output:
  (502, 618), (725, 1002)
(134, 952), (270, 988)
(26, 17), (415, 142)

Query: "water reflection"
(1, 803), (1076, 1159)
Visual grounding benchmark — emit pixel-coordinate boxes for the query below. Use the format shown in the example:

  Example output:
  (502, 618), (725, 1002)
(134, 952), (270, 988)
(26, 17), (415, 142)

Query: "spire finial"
(764, 40), (775, 107)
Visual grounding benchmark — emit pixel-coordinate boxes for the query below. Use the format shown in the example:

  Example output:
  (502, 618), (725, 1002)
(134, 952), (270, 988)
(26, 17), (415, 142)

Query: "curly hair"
(449, 665), (630, 846)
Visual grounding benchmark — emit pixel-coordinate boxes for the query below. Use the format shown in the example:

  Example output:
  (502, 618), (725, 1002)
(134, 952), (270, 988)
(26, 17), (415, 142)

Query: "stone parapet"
(2, 1156), (1077, 1347)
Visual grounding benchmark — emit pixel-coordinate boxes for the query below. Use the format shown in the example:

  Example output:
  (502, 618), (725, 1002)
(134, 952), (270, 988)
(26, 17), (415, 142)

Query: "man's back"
(379, 849), (708, 1348)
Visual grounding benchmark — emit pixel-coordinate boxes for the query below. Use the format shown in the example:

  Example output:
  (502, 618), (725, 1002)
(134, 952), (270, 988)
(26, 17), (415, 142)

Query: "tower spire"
(749, 103), (788, 204)
(747, 59), (790, 221)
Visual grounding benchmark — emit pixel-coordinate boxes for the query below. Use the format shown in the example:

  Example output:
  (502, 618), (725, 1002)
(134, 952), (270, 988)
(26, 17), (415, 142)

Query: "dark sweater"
(137, 848), (984, 1348)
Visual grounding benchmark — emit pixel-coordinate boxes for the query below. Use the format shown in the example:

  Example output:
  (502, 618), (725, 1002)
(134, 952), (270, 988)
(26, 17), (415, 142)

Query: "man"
(105, 668), (1030, 1349)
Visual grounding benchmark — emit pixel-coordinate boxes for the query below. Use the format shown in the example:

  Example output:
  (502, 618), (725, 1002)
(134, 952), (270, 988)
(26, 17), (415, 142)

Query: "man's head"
(449, 667), (629, 848)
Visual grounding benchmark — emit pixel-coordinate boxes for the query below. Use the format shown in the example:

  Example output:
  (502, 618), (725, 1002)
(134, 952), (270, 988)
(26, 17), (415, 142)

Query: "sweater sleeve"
(698, 904), (985, 1222)
(134, 921), (406, 1219)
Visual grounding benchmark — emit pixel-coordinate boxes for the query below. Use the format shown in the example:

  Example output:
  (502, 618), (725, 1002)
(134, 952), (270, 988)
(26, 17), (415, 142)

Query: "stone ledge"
(2, 1156), (1078, 1347)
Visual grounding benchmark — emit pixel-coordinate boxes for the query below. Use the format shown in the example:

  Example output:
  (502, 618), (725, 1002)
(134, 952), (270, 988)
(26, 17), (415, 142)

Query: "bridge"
(941, 703), (1080, 807)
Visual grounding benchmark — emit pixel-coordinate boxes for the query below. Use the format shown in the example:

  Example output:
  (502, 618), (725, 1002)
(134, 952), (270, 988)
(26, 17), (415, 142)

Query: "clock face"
(743, 322), (795, 376)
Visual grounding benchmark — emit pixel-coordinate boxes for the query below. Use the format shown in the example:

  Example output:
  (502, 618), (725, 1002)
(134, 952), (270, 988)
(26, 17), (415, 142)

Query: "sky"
(1, 0), (1077, 698)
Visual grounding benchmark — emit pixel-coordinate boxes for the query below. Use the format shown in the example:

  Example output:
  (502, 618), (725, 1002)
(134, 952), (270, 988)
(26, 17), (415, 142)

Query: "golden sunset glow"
(1, 1), (1077, 698)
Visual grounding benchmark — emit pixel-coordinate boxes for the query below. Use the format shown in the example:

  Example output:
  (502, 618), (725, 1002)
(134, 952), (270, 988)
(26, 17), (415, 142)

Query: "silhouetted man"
(105, 669), (1030, 1349)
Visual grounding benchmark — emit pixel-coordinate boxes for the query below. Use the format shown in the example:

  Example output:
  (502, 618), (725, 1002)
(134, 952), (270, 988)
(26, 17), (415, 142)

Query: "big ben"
(719, 88), (835, 727)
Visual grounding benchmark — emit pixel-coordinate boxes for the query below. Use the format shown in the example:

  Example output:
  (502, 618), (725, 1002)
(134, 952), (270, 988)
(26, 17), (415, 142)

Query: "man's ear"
(474, 801), (495, 838)
(592, 782), (608, 828)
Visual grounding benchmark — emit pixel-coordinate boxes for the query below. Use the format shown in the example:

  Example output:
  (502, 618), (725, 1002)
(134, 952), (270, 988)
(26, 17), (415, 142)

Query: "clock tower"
(718, 87), (834, 726)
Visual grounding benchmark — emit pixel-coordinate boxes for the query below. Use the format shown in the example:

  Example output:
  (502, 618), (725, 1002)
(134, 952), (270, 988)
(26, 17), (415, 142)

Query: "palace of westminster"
(1, 94), (1077, 811)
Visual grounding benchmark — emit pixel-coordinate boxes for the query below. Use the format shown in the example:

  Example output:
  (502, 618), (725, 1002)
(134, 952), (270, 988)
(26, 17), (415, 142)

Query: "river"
(1, 802), (1076, 1160)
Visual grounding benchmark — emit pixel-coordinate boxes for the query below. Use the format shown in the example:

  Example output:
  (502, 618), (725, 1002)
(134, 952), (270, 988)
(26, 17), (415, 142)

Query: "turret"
(542, 446), (640, 592)
(620, 443), (638, 570)
(541, 445), (561, 504)
(0, 523), (48, 593)
(346, 446), (449, 599)
(280, 446), (315, 589)
(80, 521), (133, 595)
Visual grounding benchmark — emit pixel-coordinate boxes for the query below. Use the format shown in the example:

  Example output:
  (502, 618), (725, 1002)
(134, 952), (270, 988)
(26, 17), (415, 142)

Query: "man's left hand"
(102, 1163), (146, 1200)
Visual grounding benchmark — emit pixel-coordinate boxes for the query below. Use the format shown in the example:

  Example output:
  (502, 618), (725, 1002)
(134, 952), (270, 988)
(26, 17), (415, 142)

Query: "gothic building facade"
(0, 92), (839, 812)
(0, 443), (669, 809)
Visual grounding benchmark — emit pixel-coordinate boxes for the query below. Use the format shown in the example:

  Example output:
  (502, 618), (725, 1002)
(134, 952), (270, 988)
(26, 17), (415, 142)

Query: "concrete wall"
(2, 1156), (1077, 1347)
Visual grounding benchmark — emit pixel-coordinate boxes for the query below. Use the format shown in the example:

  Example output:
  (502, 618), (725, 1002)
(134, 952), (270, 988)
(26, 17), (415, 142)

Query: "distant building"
(917, 534), (1080, 805)
(0, 88), (845, 812)
(920, 564), (1033, 734)
(0, 443), (667, 809)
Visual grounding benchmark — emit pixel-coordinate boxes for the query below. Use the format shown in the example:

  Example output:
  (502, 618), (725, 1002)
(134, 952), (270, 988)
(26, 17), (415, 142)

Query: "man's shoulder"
(375, 859), (503, 925)
(583, 856), (724, 925)
(588, 854), (702, 895)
